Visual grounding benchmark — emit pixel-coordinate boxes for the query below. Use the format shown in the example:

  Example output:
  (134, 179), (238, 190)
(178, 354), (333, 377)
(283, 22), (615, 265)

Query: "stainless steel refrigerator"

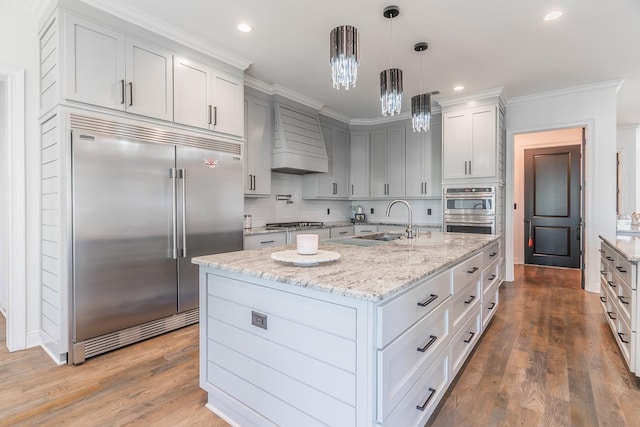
(69, 117), (243, 363)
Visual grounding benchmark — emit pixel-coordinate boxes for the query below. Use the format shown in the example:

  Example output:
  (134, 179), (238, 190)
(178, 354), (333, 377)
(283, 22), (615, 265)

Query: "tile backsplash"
(244, 172), (443, 227)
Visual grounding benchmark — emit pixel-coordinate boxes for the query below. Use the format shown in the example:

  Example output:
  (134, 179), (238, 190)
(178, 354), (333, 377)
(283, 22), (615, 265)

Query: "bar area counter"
(193, 232), (503, 427)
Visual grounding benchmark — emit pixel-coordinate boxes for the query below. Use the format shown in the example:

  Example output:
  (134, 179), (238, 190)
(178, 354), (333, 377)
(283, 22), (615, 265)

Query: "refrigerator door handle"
(180, 168), (187, 258)
(170, 168), (178, 259)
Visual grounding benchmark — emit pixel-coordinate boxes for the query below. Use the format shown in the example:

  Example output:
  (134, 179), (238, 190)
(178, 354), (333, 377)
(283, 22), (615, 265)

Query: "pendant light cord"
(389, 17), (393, 68)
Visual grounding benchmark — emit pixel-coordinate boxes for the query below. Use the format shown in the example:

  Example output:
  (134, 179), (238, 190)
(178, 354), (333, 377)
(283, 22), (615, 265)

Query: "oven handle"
(445, 220), (495, 226)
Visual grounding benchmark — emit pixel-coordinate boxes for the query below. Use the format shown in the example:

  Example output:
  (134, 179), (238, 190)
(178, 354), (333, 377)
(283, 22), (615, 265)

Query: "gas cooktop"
(265, 221), (324, 230)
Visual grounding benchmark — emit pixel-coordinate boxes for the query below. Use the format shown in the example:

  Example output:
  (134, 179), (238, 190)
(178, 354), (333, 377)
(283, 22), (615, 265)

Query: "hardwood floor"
(428, 265), (640, 427)
(1, 265), (639, 426)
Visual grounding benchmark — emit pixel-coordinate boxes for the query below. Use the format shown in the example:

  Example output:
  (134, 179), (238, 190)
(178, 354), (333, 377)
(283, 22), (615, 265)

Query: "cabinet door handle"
(416, 387), (436, 411)
(618, 332), (629, 344)
(464, 295), (476, 304)
(607, 311), (616, 320)
(607, 280), (616, 288)
(487, 302), (496, 310)
(489, 252), (497, 257)
(208, 105), (212, 125)
(213, 106), (217, 126)
(260, 240), (275, 244)
(120, 79), (125, 104)
(417, 294), (438, 307)
(600, 296), (606, 303)
(487, 274), (496, 281)
(463, 331), (476, 343)
(253, 175), (256, 190)
(351, 184), (354, 195)
(618, 295), (629, 305)
(616, 266), (627, 273)
(417, 335), (437, 353)
(469, 160), (472, 175)
(467, 267), (479, 274)
(464, 160), (468, 175)
(605, 256), (614, 261)
(128, 82), (133, 106)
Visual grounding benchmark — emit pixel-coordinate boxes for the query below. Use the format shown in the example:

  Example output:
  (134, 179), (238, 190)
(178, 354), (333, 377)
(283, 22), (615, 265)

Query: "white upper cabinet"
(244, 96), (272, 196)
(442, 104), (499, 182)
(64, 14), (173, 121)
(370, 127), (405, 198)
(174, 56), (244, 138)
(405, 119), (442, 198)
(303, 123), (350, 199)
(350, 132), (370, 198)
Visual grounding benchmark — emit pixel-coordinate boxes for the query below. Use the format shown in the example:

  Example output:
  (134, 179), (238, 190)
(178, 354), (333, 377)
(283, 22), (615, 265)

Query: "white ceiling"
(76, 1), (640, 125)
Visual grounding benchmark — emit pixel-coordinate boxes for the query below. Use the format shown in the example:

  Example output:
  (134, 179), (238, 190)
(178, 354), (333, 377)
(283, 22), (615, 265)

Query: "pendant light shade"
(330, 25), (360, 90)
(380, 5), (403, 116)
(380, 68), (403, 116)
(411, 42), (432, 132)
(411, 93), (432, 132)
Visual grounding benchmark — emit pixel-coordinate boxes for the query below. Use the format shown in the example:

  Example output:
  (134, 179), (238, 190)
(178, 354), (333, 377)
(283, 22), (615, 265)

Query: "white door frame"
(0, 63), (27, 351)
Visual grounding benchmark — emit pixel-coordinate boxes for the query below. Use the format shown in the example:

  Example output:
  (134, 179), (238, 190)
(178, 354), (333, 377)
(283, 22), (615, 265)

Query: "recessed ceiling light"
(453, 85), (464, 91)
(543, 10), (562, 21)
(237, 23), (253, 33)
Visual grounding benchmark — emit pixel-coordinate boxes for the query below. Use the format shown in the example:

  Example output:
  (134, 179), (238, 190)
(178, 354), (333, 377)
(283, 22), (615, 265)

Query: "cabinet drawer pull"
(417, 294), (438, 307)
(600, 270), (606, 275)
(487, 302), (496, 310)
(615, 266), (627, 273)
(605, 256), (614, 261)
(417, 335), (438, 353)
(618, 295), (629, 305)
(607, 280), (616, 288)
(466, 267), (479, 274)
(618, 332), (629, 344)
(487, 274), (496, 281)
(600, 296), (606, 303)
(260, 240), (275, 244)
(463, 331), (476, 343)
(360, 229), (373, 233)
(464, 295), (476, 304)
(607, 311), (616, 320)
(598, 249), (604, 254)
(416, 387), (437, 411)
(489, 252), (497, 257)
(339, 231), (348, 235)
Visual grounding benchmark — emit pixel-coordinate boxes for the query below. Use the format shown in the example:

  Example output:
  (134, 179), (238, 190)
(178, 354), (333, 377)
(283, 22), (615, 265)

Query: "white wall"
(506, 81), (619, 293)
(616, 125), (640, 215)
(0, 80), (7, 314)
(513, 128), (583, 264)
(0, 5), (42, 346)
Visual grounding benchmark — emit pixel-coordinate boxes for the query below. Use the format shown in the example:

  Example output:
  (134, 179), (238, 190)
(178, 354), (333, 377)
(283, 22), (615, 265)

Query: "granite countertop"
(600, 234), (640, 262)
(193, 232), (499, 302)
(243, 221), (442, 236)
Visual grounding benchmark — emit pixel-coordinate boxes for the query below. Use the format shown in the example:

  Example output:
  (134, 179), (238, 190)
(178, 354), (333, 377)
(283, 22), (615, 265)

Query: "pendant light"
(411, 42), (432, 132)
(380, 5), (402, 116)
(330, 25), (360, 90)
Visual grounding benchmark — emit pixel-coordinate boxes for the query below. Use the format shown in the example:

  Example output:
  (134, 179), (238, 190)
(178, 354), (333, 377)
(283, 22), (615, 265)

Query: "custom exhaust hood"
(271, 102), (329, 174)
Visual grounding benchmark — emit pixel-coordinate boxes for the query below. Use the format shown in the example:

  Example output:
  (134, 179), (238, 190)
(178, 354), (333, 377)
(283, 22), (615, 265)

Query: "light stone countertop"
(600, 234), (640, 262)
(193, 232), (500, 302)
(243, 221), (442, 236)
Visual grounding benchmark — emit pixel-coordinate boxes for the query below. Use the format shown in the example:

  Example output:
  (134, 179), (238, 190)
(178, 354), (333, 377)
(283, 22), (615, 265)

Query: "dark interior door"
(524, 145), (581, 268)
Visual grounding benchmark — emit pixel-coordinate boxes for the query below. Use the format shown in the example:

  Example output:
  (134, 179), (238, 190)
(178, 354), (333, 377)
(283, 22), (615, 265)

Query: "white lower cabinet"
(330, 226), (355, 238)
(354, 224), (378, 235)
(243, 232), (286, 250)
(287, 228), (331, 244)
(200, 240), (502, 426)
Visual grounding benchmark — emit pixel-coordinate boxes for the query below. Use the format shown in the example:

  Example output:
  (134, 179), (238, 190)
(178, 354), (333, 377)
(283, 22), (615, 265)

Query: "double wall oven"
(443, 186), (496, 234)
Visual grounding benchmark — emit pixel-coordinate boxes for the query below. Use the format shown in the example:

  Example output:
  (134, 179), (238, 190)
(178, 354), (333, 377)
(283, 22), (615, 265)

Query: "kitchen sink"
(353, 232), (404, 241)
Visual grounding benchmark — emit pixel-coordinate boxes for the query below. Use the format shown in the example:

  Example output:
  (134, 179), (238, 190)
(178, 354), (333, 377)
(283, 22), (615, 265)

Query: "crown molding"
(507, 79), (624, 106)
(79, 0), (252, 71)
(436, 87), (505, 108)
(244, 76), (326, 112)
(319, 107), (351, 124)
(617, 124), (640, 130)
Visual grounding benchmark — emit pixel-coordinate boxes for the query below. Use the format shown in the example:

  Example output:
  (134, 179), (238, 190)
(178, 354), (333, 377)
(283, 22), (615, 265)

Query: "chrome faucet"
(386, 199), (416, 239)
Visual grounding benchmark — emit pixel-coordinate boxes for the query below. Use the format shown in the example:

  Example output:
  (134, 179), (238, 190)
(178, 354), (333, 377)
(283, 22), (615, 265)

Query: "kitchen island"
(193, 232), (503, 426)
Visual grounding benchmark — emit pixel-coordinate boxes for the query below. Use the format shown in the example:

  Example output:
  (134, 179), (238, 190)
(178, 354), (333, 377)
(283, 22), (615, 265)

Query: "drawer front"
(451, 277), (481, 333)
(614, 272), (633, 327)
(452, 252), (483, 293)
(288, 227), (331, 244)
(382, 346), (450, 427)
(613, 256), (635, 290)
(451, 308), (482, 378)
(244, 232), (287, 250)
(377, 269), (452, 348)
(615, 317), (633, 369)
(482, 281), (500, 331)
(377, 298), (450, 421)
(483, 242), (499, 266)
(354, 224), (377, 235)
(600, 242), (616, 265)
(599, 277), (609, 308)
(482, 259), (499, 294)
(604, 283), (618, 331)
(330, 225), (354, 238)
